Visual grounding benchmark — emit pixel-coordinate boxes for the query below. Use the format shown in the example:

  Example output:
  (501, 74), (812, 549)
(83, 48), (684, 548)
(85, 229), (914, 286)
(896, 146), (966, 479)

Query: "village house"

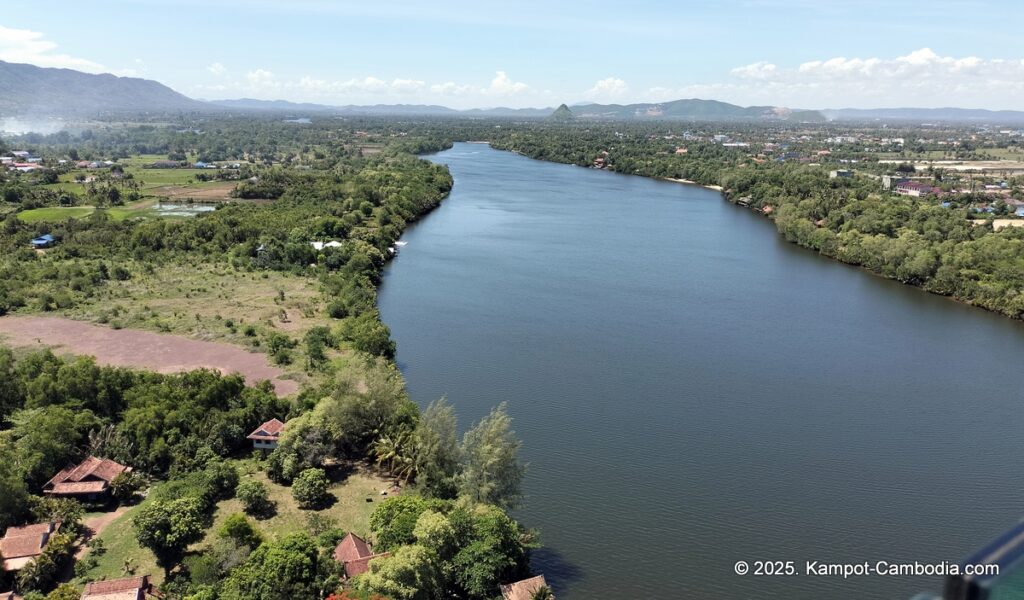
(44, 456), (130, 500)
(0, 522), (61, 571)
(247, 418), (285, 450)
(332, 532), (390, 578)
(80, 575), (160, 600)
(500, 575), (553, 600)
(829, 169), (853, 179)
(894, 181), (940, 197)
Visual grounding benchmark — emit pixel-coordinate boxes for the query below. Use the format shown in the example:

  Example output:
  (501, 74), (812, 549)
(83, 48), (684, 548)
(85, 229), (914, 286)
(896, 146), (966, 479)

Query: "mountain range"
(3, 60), (1024, 124)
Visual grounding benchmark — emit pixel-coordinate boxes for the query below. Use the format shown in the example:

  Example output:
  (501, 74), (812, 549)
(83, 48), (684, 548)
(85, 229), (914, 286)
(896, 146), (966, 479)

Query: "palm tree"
(531, 586), (555, 600)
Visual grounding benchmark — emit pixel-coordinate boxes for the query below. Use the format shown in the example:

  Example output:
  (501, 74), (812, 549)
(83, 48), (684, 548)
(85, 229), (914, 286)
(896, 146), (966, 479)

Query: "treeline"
(477, 123), (1024, 320)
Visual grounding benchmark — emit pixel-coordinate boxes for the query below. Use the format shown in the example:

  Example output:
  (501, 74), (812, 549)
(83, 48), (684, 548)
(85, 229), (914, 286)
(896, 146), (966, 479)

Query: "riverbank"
(662, 177), (724, 191)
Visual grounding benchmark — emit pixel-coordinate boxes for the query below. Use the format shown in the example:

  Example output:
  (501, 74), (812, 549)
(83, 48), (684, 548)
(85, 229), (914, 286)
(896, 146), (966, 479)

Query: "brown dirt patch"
(0, 316), (298, 396)
(76, 505), (132, 559)
(152, 182), (238, 200)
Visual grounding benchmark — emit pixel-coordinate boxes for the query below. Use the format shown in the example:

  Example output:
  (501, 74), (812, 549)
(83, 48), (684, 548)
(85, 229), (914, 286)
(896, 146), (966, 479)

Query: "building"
(30, 234), (55, 249)
(500, 575), (553, 600)
(332, 532), (389, 578)
(882, 175), (908, 190)
(247, 418), (285, 450)
(0, 591), (23, 600)
(894, 181), (940, 197)
(44, 456), (130, 500)
(81, 575), (159, 600)
(829, 169), (854, 179)
(0, 522), (61, 571)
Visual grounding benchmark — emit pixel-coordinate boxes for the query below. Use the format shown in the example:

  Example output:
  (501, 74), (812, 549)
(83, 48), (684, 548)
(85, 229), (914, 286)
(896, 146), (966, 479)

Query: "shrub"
(236, 479), (271, 516)
(291, 468), (330, 509)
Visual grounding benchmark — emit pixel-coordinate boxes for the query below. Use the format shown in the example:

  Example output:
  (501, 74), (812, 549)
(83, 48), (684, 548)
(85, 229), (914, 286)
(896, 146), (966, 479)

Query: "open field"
(206, 462), (391, 544)
(0, 315), (299, 396)
(73, 463), (392, 586)
(16, 205), (97, 222)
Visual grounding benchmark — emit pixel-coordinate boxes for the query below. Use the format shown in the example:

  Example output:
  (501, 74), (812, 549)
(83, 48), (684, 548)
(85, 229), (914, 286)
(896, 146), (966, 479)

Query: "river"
(377, 142), (1024, 599)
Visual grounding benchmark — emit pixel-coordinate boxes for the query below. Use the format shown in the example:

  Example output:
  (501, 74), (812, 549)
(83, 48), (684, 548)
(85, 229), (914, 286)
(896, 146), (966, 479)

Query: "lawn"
(205, 461), (390, 545)
(73, 462), (392, 587)
(17, 206), (96, 222)
(73, 494), (162, 586)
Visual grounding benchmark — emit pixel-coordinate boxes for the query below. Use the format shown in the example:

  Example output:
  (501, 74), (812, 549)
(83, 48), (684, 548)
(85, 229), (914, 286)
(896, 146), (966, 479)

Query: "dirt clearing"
(0, 316), (298, 396)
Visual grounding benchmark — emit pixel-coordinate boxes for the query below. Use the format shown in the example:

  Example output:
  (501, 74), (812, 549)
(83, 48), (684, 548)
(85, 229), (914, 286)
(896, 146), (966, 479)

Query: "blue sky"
(3, 0), (1024, 109)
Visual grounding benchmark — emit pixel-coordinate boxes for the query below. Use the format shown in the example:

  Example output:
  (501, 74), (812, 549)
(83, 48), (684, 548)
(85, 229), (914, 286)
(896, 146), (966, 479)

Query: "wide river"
(378, 143), (1024, 599)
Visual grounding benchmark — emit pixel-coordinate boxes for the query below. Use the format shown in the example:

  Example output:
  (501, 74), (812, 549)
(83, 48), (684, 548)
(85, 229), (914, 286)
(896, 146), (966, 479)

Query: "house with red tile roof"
(80, 575), (159, 600)
(247, 418), (285, 450)
(44, 456), (130, 500)
(332, 532), (390, 578)
(0, 522), (61, 571)
(500, 575), (553, 600)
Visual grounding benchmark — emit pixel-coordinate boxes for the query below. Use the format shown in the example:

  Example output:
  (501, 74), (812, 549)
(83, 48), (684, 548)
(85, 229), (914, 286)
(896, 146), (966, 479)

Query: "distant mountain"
(208, 98), (342, 112)
(549, 104), (575, 121)
(0, 60), (207, 117)
(570, 98), (825, 122)
(822, 107), (1024, 123)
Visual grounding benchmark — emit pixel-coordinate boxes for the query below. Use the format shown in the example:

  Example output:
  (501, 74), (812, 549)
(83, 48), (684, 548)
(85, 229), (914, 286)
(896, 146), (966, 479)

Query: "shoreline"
(661, 177), (724, 192)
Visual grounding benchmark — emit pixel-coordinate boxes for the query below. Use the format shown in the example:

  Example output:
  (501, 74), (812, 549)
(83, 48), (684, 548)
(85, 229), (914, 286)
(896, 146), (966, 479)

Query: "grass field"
(205, 461), (389, 545)
(74, 461), (391, 586)
(17, 206), (97, 222)
(60, 260), (345, 389)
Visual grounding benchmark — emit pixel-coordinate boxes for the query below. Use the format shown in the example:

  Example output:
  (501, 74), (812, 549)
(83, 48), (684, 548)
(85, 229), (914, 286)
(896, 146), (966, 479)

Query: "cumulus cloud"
(207, 62), (226, 75)
(716, 48), (1024, 108)
(487, 70), (529, 95)
(0, 25), (104, 72)
(584, 77), (629, 100)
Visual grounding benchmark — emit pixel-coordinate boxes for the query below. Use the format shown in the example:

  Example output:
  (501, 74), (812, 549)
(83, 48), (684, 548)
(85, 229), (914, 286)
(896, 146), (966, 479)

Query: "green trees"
(220, 533), (336, 600)
(133, 496), (206, 570)
(362, 499), (531, 600)
(411, 399), (459, 498)
(291, 468), (331, 509)
(458, 403), (525, 509)
(218, 513), (263, 549)
(237, 479), (272, 516)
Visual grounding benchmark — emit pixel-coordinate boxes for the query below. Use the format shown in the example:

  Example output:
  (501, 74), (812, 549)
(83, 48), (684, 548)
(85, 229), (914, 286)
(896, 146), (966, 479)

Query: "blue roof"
(32, 234), (54, 243)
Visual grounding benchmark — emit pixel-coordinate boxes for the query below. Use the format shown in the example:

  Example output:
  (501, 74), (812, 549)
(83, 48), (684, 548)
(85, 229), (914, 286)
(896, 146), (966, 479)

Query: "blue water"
(378, 143), (1024, 599)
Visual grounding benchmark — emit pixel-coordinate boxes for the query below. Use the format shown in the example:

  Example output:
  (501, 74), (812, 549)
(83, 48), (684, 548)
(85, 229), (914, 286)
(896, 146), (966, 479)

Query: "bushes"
(291, 468), (330, 509)
(237, 478), (273, 516)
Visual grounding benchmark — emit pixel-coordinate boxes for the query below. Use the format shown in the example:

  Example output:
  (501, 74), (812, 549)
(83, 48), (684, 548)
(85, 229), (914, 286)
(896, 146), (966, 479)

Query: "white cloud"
(0, 25), (104, 72)
(669, 48), (1024, 109)
(207, 62), (226, 75)
(487, 71), (529, 95)
(584, 77), (629, 100)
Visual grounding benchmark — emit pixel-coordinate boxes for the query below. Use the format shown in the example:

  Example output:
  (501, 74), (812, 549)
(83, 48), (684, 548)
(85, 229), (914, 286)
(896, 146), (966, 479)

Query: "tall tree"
(458, 403), (525, 509)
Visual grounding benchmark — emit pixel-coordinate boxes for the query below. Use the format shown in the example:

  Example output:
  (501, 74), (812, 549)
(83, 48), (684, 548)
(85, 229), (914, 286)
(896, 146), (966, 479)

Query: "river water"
(377, 143), (1024, 599)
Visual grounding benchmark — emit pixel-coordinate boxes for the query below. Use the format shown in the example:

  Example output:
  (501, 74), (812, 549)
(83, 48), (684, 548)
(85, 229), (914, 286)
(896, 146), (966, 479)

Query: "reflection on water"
(152, 202), (218, 217)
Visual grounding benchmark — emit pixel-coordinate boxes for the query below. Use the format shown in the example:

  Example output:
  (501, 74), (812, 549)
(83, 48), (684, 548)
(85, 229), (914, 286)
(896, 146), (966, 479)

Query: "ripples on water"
(378, 143), (1024, 600)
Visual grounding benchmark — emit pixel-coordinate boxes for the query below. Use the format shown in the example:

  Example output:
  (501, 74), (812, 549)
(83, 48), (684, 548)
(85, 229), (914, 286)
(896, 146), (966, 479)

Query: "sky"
(3, 0), (1024, 110)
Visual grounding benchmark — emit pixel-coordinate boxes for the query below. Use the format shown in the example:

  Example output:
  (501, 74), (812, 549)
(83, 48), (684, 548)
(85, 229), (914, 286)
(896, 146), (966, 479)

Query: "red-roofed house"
(44, 456), (130, 500)
(247, 418), (285, 450)
(332, 532), (390, 578)
(500, 575), (553, 600)
(80, 575), (159, 600)
(0, 522), (61, 571)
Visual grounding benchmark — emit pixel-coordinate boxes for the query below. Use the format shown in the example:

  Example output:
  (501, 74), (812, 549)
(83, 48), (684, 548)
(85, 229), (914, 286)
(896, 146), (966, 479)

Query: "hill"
(0, 60), (208, 117)
(822, 107), (1024, 123)
(570, 98), (824, 122)
(549, 104), (575, 121)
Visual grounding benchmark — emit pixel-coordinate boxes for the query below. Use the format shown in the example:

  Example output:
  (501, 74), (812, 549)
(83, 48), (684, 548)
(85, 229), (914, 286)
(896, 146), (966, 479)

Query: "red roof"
(332, 533), (389, 578)
(1, 522), (59, 571)
(81, 575), (157, 599)
(46, 456), (129, 488)
(247, 418), (285, 441)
